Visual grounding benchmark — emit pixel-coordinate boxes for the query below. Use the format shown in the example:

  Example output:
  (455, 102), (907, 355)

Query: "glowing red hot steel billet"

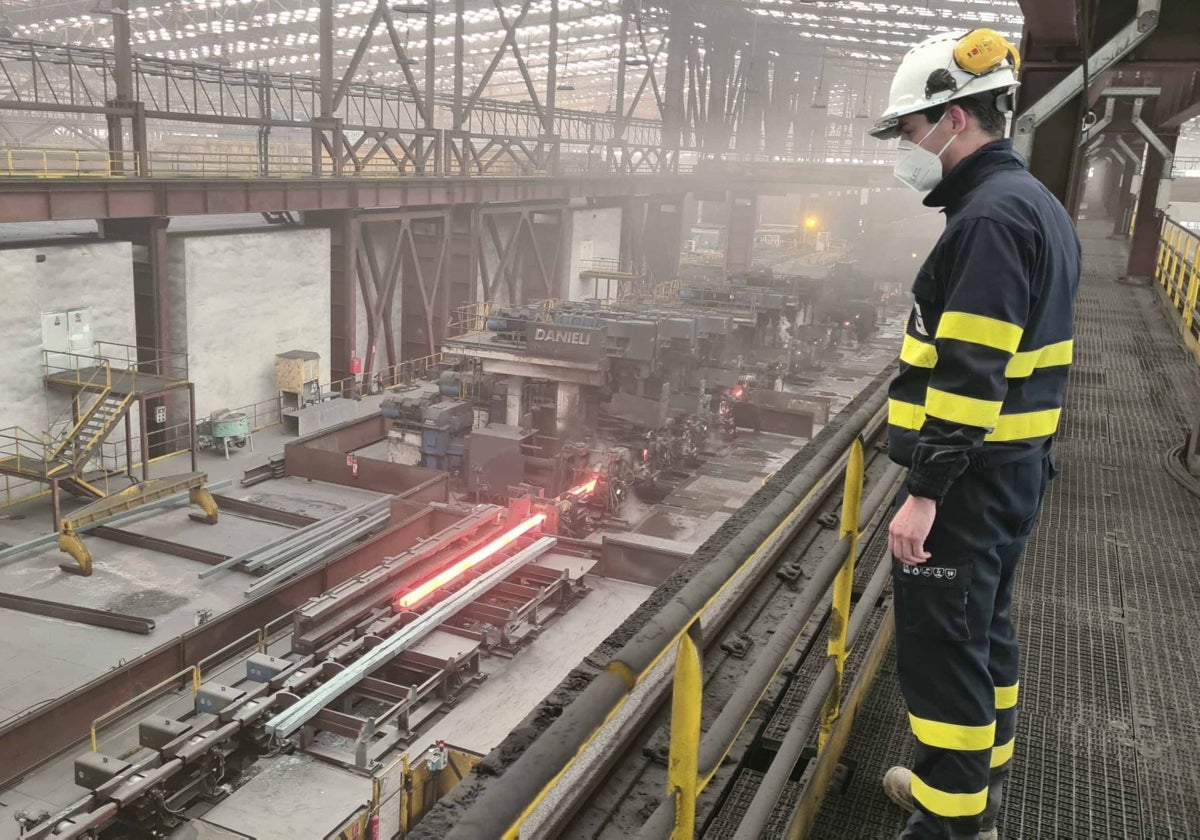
(566, 478), (597, 498)
(395, 513), (547, 609)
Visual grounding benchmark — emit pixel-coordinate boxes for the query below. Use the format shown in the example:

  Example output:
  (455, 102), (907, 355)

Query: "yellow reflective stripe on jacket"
(925, 387), (1004, 429)
(936, 311), (1024, 354)
(987, 409), (1061, 441)
(908, 713), (996, 751)
(1006, 340), (1073, 378)
(889, 399), (927, 430)
(995, 682), (1020, 710)
(901, 334), (938, 368)
(888, 401), (1062, 442)
(911, 774), (989, 818)
(991, 738), (1015, 768)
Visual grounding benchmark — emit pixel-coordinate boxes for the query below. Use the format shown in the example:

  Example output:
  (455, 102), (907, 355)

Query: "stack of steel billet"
(242, 502), (393, 597)
(264, 535), (558, 739)
(195, 497), (391, 585)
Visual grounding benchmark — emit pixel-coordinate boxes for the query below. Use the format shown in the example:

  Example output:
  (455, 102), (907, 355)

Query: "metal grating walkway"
(807, 221), (1200, 839)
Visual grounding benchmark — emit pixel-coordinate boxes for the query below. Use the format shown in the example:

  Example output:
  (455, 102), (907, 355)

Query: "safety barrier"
(650, 437), (902, 838)
(440, 380), (897, 839)
(0, 139), (900, 181)
(1155, 218), (1200, 367)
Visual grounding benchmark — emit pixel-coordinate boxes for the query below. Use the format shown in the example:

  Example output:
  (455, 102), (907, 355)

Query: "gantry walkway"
(809, 220), (1200, 838)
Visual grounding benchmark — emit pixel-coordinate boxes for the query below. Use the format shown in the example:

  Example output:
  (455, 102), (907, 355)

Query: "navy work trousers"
(893, 452), (1054, 839)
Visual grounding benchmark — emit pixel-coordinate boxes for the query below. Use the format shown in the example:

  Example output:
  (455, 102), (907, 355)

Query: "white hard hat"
(869, 29), (1021, 140)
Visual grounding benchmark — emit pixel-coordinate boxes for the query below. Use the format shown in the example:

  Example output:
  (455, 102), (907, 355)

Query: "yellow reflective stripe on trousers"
(910, 774), (989, 818)
(908, 713), (996, 751)
(889, 400), (1061, 442)
(990, 738), (1015, 768)
(936, 311), (1024, 354)
(995, 682), (1019, 709)
(1006, 340), (1074, 378)
(925, 387), (1004, 429)
(901, 334), (938, 368)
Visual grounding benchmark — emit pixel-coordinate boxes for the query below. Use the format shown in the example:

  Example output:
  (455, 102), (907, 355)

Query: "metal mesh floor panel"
(806, 222), (1200, 838)
(703, 769), (803, 840)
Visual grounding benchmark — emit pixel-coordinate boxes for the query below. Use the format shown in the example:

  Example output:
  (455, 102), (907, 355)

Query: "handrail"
(442, 379), (892, 839)
(45, 360), (113, 463)
(1155, 218), (1200, 368)
(644, 446), (902, 837)
(0, 139), (899, 181)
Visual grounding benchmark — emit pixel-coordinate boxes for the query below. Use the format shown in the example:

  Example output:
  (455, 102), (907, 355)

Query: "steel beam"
(265, 535), (557, 738)
(662, 0), (692, 149)
(1014, 0), (1162, 160)
(1017, 0), (1080, 45)
(90, 526), (231, 567)
(0, 591), (154, 635)
(210, 494), (318, 528)
(1129, 133), (1177, 277)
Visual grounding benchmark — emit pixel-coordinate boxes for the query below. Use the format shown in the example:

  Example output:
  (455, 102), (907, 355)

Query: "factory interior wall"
(170, 228), (331, 418)
(565, 206), (622, 302)
(0, 240), (138, 498)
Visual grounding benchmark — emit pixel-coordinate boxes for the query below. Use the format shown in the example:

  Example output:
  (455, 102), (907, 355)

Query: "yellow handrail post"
(819, 436), (864, 750)
(1184, 249), (1200, 332)
(667, 620), (703, 840)
(1181, 236), (1198, 319)
(1156, 224), (1171, 289)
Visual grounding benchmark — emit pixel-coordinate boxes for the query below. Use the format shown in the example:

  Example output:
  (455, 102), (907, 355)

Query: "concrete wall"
(0, 240), (137, 497)
(169, 228), (331, 418)
(565, 206), (622, 302)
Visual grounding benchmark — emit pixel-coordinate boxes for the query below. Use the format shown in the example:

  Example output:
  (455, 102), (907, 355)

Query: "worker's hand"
(889, 495), (936, 566)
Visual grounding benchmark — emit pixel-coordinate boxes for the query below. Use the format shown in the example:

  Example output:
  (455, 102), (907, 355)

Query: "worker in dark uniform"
(867, 29), (1082, 840)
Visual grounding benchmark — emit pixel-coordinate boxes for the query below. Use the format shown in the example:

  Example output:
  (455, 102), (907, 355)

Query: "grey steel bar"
(730, 551), (894, 840)
(246, 500), (391, 571)
(0, 591), (154, 635)
(265, 535), (557, 738)
(195, 499), (384, 578)
(443, 381), (889, 840)
(242, 511), (389, 596)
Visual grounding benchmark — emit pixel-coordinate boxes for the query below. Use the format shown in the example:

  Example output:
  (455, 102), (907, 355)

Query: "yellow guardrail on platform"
(1155, 218), (1200, 367)
(662, 438), (869, 839)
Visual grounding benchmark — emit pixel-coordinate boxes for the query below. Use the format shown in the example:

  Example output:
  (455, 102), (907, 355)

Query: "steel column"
(1129, 130), (1177, 277)
(725, 194), (758, 274)
(307, 210), (360, 388)
(662, 0), (692, 149)
(1014, 0), (1161, 160)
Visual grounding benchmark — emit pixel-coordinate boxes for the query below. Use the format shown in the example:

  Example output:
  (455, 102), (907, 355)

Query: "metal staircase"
(0, 361), (135, 506)
(46, 388), (135, 493)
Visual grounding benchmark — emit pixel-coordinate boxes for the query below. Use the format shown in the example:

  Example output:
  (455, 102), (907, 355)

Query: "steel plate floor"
(809, 221), (1200, 839)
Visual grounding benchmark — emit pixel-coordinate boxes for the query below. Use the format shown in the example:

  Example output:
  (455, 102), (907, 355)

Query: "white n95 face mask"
(893, 114), (957, 192)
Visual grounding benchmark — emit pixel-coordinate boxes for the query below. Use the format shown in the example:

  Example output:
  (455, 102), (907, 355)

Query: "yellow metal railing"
(492, 396), (897, 840)
(1155, 218), (1200, 367)
(661, 438), (869, 838)
(819, 438), (864, 747)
